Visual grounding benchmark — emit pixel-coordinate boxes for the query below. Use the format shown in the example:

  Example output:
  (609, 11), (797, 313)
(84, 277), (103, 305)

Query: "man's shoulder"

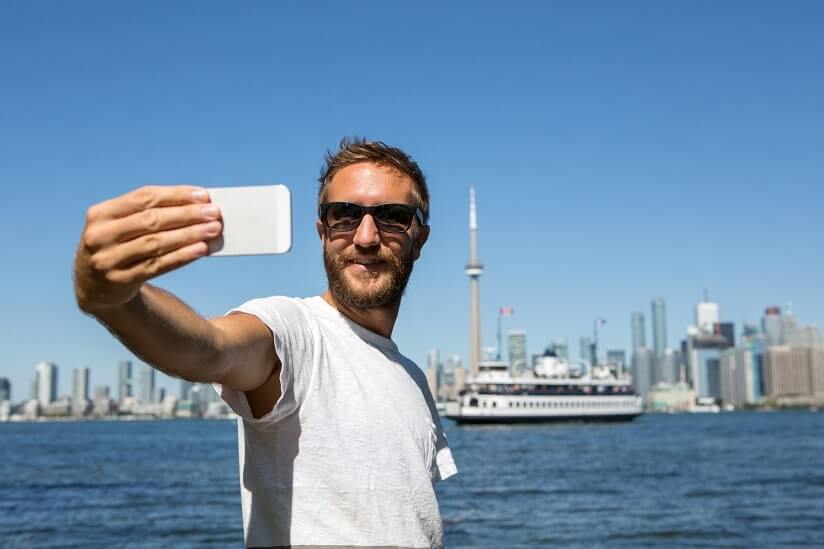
(231, 295), (327, 325)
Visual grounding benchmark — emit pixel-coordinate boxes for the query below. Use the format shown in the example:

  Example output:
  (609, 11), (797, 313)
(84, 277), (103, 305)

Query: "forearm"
(84, 284), (228, 383)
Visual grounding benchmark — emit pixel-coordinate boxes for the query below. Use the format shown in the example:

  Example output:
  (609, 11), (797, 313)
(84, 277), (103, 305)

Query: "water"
(2, 412), (823, 548)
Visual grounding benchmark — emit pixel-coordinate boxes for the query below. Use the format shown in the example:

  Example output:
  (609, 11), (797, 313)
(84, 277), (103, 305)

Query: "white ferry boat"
(445, 353), (643, 424)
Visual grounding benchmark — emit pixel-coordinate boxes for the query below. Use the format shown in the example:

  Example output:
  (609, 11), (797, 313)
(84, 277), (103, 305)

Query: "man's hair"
(318, 137), (430, 224)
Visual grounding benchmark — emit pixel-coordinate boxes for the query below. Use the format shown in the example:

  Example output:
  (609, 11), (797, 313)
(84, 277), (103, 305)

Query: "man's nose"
(352, 214), (380, 247)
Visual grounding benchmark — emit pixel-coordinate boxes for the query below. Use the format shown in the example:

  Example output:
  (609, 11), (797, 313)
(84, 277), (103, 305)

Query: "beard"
(324, 244), (415, 309)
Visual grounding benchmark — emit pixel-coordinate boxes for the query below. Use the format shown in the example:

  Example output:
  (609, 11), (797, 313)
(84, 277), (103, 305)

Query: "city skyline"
(5, 292), (820, 405)
(2, 2), (823, 401)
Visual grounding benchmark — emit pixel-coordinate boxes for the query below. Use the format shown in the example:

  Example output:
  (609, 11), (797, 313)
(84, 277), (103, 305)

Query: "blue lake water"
(2, 412), (823, 548)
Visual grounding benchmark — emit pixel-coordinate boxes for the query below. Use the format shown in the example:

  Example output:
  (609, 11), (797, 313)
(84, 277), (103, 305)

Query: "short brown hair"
(318, 137), (430, 224)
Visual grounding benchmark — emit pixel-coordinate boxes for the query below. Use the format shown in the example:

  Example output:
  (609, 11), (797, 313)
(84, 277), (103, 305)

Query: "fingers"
(87, 185), (210, 222)
(84, 202), (222, 250)
(104, 242), (210, 286)
(92, 221), (222, 271)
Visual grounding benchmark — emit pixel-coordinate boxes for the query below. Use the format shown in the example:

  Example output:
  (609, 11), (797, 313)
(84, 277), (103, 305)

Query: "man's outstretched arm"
(74, 185), (280, 414)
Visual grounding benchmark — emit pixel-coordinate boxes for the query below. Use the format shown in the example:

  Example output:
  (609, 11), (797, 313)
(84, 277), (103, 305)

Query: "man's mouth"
(347, 257), (386, 271)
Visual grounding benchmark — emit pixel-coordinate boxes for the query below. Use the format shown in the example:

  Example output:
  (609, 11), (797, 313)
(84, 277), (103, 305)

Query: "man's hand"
(74, 185), (223, 312)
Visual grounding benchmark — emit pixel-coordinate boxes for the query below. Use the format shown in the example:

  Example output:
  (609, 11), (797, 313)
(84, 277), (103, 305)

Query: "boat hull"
(446, 412), (642, 424)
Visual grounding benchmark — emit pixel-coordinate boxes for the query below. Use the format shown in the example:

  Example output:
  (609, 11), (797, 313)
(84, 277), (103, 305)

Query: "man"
(74, 138), (457, 548)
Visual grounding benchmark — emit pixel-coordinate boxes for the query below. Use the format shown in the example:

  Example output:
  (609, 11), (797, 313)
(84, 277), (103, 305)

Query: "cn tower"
(465, 187), (484, 378)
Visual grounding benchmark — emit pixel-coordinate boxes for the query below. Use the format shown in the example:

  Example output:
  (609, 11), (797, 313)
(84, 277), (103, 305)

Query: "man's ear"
(316, 220), (325, 243)
(413, 225), (430, 260)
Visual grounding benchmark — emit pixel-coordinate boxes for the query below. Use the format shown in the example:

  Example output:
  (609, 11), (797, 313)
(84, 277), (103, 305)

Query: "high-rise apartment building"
(631, 347), (655, 398)
(73, 367), (90, 404)
(763, 346), (824, 397)
(508, 330), (527, 376)
(118, 360), (133, 402)
(35, 362), (58, 405)
(631, 312), (646, 352)
(0, 378), (10, 401)
(762, 307), (783, 346)
(651, 298), (667, 358)
(656, 348), (680, 384)
(138, 365), (156, 403)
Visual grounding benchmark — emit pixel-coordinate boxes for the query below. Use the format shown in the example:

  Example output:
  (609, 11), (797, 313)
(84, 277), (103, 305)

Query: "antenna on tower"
(703, 288), (710, 302)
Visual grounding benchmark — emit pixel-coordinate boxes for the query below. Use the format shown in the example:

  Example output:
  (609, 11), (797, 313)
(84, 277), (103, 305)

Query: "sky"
(1, 1), (823, 402)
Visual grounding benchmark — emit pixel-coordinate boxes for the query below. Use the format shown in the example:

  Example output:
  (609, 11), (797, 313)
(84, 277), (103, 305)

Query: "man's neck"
(321, 290), (400, 339)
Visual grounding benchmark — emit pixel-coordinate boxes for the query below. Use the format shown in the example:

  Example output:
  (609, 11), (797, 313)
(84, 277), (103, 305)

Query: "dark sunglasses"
(319, 202), (424, 233)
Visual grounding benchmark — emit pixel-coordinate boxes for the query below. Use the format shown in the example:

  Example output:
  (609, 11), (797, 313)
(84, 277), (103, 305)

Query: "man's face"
(317, 162), (429, 309)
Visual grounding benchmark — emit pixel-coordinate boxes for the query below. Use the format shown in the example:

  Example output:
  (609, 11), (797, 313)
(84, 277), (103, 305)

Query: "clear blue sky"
(2, 1), (823, 401)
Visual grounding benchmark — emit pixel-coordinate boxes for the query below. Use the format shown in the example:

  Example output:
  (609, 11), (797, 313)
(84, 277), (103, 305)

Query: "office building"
(720, 346), (763, 408)
(0, 378), (10, 401)
(425, 367), (438, 402)
(118, 360), (133, 402)
(656, 348), (680, 384)
(606, 350), (626, 370)
(631, 347), (655, 398)
(508, 330), (527, 376)
(73, 367), (90, 404)
(687, 331), (731, 399)
(717, 322), (735, 348)
(742, 323), (759, 338)
(35, 362), (58, 405)
(764, 346), (824, 398)
(762, 307), (783, 346)
(548, 339), (569, 360)
(138, 365), (156, 403)
(695, 293), (719, 334)
(651, 298), (667, 358)
(180, 380), (193, 401)
(579, 336), (595, 365)
(631, 312), (646, 352)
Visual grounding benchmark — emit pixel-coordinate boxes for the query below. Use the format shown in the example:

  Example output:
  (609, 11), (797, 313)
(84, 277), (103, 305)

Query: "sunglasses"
(319, 202), (425, 233)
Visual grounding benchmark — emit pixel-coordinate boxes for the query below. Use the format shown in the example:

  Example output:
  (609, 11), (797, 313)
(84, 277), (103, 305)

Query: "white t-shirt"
(215, 296), (457, 548)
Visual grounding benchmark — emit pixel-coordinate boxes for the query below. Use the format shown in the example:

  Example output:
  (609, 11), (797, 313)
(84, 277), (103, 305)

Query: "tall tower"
(651, 298), (667, 359)
(631, 312), (646, 352)
(465, 187), (484, 378)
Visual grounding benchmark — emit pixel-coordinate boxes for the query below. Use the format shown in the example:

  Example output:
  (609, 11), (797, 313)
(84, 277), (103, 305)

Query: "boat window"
(469, 398), (478, 407)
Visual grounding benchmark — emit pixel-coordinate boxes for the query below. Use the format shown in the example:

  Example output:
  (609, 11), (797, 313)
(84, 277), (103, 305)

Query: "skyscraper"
(651, 298), (667, 359)
(118, 360), (133, 402)
(73, 367), (90, 404)
(579, 336), (595, 365)
(631, 347), (655, 398)
(508, 330), (527, 376)
(138, 365), (155, 403)
(0, 378), (10, 401)
(761, 306), (783, 346)
(465, 187), (484, 378)
(695, 292), (720, 334)
(717, 322), (736, 348)
(35, 362), (58, 405)
(631, 312), (646, 352)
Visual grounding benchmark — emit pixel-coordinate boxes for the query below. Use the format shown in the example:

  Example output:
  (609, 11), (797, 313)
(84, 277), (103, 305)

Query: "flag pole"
(497, 310), (502, 361)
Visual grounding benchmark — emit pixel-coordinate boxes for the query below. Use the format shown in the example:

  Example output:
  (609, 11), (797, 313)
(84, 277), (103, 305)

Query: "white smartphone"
(205, 185), (292, 256)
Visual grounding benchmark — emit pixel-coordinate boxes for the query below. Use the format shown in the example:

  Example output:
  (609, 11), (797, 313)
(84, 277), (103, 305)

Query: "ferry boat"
(445, 352), (643, 424)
